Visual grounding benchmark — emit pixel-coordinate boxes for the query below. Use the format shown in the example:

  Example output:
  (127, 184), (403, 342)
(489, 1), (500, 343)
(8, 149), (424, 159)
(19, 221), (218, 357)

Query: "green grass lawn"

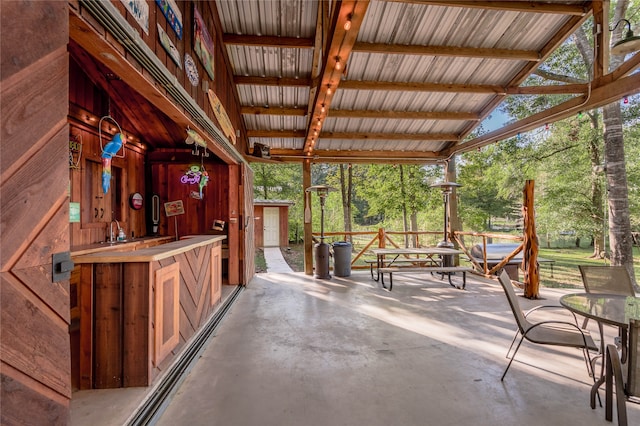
(538, 247), (640, 288)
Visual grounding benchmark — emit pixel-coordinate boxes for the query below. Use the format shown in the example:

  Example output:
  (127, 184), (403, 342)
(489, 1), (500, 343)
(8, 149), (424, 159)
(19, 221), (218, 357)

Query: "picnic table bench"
(370, 247), (471, 291)
(379, 266), (474, 291)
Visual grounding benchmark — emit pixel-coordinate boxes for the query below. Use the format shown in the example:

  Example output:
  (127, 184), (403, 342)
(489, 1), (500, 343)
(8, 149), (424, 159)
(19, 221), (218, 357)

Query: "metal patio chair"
(497, 270), (598, 381)
(605, 319), (640, 426)
(579, 265), (636, 328)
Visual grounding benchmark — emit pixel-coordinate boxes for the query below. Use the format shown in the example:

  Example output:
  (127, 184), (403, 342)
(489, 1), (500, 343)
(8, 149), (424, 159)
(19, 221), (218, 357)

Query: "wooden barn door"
(242, 164), (255, 284)
(1, 2), (72, 423)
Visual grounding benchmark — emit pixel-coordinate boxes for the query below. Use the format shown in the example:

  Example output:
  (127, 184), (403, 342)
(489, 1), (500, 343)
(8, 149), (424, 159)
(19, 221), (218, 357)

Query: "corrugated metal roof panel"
(237, 85), (310, 109)
(226, 45), (313, 79)
(217, 0), (318, 38)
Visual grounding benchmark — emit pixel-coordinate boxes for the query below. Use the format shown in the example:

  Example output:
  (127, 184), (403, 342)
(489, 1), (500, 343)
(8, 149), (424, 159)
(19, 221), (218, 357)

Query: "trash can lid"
(332, 241), (351, 247)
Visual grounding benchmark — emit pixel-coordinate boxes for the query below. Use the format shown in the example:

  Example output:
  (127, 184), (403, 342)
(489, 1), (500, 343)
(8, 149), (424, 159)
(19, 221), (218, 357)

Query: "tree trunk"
(399, 165), (409, 247)
(339, 164), (353, 243)
(522, 180), (540, 299)
(603, 102), (636, 286)
(587, 112), (605, 258)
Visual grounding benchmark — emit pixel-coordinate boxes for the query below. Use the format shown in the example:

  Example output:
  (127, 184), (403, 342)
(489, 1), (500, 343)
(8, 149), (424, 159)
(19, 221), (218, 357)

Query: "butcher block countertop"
(73, 235), (226, 263)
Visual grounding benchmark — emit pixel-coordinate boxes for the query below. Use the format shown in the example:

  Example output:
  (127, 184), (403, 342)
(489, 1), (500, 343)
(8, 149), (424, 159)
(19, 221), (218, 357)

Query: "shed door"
(263, 207), (280, 247)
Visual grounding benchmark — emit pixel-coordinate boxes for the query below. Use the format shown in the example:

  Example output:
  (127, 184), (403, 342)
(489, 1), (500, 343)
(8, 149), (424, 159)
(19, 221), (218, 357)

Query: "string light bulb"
(344, 14), (352, 31)
(335, 57), (342, 71)
(327, 85), (332, 95)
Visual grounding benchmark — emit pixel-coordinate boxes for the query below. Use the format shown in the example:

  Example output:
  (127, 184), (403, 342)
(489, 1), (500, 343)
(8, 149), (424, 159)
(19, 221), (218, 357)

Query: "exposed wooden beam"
(352, 42), (540, 61)
(391, 1), (589, 15)
(340, 80), (506, 94)
(319, 131), (459, 141)
(234, 76), (312, 87)
(506, 84), (589, 95)
(234, 74), (587, 95)
(451, 71), (640, 155)
(242, 106), (307, 116)
(458, 12), (591, 139)
(246, 129), (458, 141)
(303, 0), (371, 155)
(269, 148), (443, 162)
(328, 109), (480, 120)
(222, 34), (314, 48)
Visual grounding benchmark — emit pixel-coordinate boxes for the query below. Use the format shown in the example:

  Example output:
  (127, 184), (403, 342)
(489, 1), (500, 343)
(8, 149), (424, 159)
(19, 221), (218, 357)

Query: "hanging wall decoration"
(120, 0), (149, 34)
(184, 53), (199, 87)
(156, 0), (183, 39)
(193, 6), (215, 81)
(157, 24), (182, 68)
(181, 164), (209, 200)
(207, 89), (236, 144)
(69, 133), (82, 169)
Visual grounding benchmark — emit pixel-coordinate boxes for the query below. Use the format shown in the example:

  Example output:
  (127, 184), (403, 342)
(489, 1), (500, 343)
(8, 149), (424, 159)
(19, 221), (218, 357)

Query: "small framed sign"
(164, 200), (185, 217)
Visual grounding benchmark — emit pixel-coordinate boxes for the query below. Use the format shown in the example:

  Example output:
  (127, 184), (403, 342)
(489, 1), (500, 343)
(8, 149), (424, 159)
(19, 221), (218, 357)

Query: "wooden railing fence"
(312, 228), (525, 275)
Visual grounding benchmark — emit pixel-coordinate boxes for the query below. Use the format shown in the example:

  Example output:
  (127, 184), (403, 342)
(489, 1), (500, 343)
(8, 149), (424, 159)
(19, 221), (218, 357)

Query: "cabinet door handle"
(94, 208), (98, 218)
(100, 208), (104, 218)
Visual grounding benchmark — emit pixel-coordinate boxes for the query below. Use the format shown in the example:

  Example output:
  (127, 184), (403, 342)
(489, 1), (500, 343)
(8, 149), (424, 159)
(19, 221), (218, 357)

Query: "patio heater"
(431, 181), (462, 266)
(306, 185), (336, 279)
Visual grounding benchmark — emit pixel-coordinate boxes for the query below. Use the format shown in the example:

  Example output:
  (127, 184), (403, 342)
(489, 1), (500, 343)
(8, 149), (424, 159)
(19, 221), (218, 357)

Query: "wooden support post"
(378, 228), (385, 248)
(303, 159), (313, 275)
(522, 180), (540, 298)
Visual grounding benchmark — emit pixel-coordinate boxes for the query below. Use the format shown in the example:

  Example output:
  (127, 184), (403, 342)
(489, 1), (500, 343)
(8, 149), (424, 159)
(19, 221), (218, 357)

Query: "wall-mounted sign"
(193, 6), (215, 81)
(69, 202), (80, 223)
(164, 200), (184, 217)
(181, 165), (209, 200)
(156, 0), (182, 39)
(184, 53), (199, 87)
(130, 192), (144, 210)
(207, 89), (236, 144)
(120, 0), (149, 35)
(69, 133), (82, 169)
(157, 24), (181, 68)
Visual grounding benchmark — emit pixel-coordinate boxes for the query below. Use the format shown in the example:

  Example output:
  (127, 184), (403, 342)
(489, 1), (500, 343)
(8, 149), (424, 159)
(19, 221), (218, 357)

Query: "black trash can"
(332, 241), (352, 277)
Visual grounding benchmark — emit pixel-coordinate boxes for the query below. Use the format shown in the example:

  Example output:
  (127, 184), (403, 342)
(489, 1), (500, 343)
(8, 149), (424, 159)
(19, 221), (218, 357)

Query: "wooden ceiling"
(216, 0), (640, 164)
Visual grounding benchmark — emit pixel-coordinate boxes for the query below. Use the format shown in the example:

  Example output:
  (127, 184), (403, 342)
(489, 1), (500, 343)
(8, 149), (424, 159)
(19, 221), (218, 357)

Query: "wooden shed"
(254, 200), (294, 248)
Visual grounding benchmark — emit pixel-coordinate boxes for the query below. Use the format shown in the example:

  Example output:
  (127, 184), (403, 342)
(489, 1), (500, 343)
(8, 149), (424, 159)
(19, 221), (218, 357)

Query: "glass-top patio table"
(560, 293), (640, 409)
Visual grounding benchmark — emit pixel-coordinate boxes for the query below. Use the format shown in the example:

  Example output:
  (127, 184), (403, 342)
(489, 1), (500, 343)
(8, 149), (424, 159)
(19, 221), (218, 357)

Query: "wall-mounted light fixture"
(611, 19), (640, 55)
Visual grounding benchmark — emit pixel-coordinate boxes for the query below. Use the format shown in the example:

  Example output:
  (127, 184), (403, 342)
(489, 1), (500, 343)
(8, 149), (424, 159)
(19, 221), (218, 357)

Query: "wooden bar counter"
(72, 235), (226, 389)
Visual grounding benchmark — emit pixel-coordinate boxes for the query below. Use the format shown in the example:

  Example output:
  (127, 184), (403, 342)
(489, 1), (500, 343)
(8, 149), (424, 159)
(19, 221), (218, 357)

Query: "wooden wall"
(149, 158), (230, 238)
(1, 1), (71, 424)
(68, 56), (148, 246)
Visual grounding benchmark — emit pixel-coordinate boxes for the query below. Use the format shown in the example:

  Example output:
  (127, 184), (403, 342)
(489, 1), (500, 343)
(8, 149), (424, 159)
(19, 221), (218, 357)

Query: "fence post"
(378, 228), (385, 248)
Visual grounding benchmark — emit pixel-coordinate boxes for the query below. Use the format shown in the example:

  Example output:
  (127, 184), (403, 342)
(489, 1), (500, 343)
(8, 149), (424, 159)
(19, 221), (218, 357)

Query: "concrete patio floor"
(151, 270), (639, 426)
